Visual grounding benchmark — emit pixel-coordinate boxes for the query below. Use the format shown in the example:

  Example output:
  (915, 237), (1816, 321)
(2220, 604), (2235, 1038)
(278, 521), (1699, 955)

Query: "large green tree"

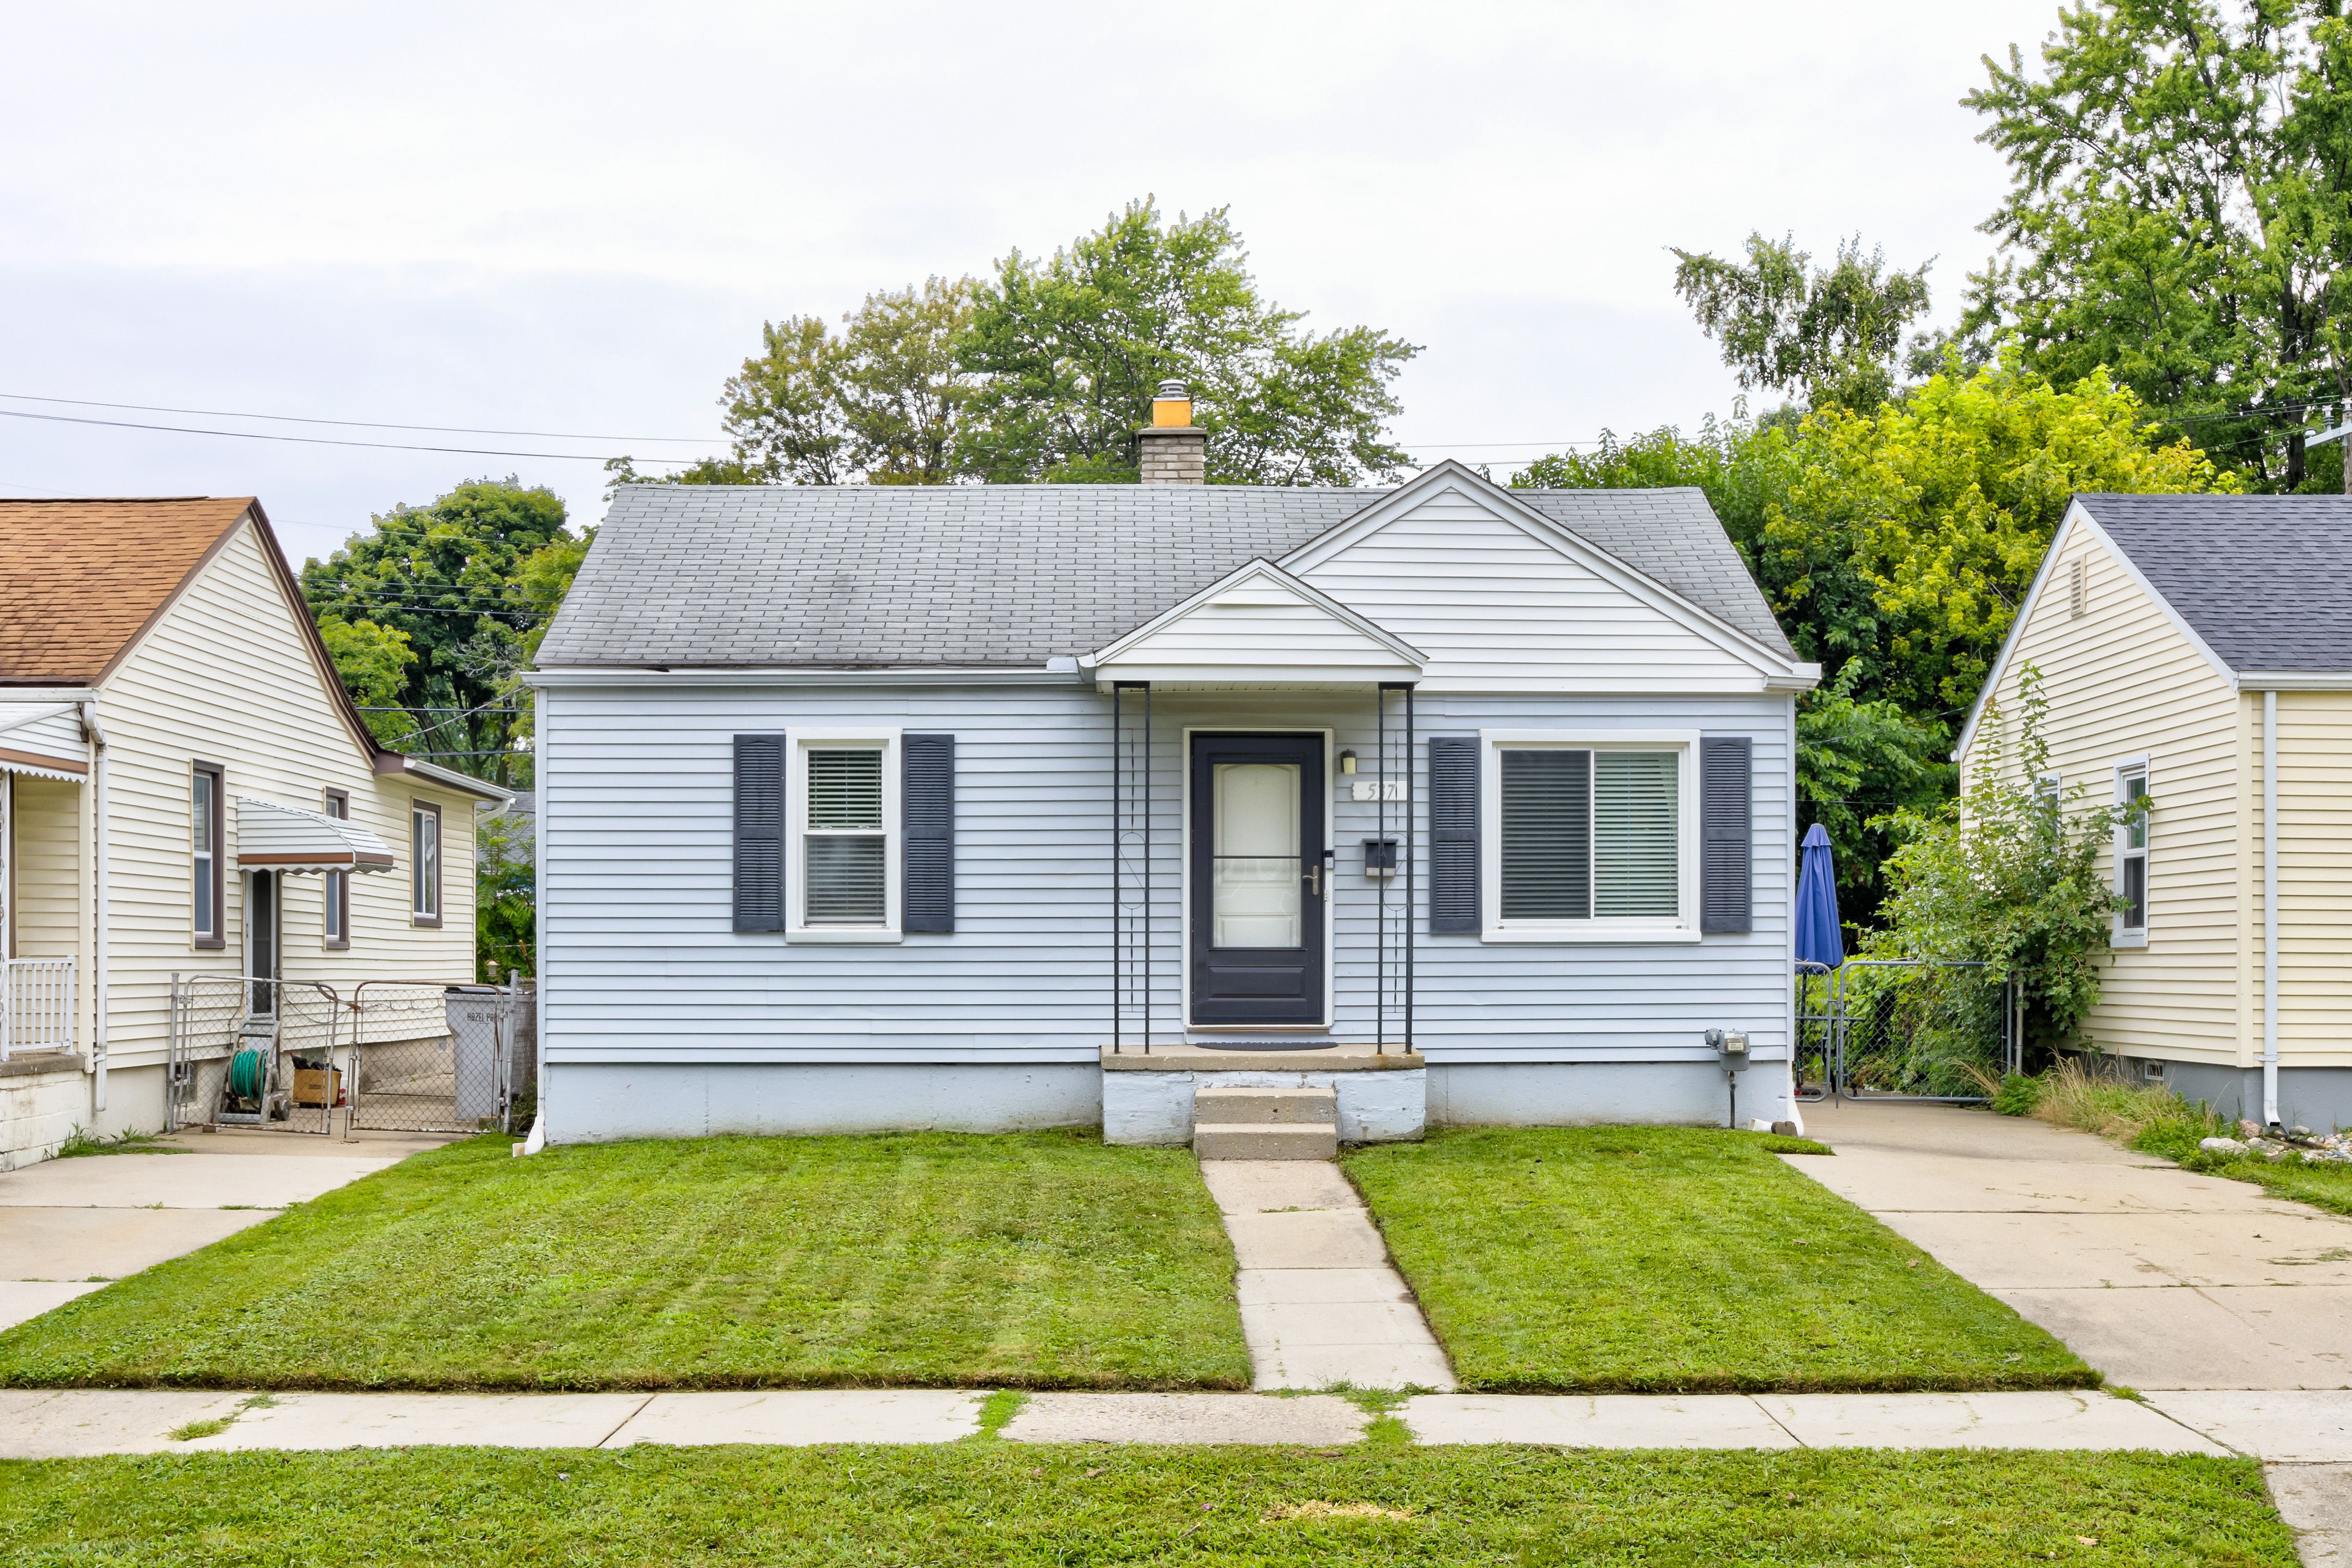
(1671, 232), (1936, 413)
(1968, 0), (2352, 489)
(1514, 361), (2237, 926)
(301, 478), (587, 789)
(958, 200), (1418, 484)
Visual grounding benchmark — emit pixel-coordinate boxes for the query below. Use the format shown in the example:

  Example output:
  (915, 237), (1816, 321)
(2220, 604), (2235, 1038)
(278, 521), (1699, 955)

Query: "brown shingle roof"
(0, 497), (256, 685)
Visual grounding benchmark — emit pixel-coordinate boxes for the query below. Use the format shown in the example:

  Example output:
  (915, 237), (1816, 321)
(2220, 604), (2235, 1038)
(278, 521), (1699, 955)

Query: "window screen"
(2118, 771), (2148, 932)
(1499, 747), (1680, 924)
(804, 748), (886, 924)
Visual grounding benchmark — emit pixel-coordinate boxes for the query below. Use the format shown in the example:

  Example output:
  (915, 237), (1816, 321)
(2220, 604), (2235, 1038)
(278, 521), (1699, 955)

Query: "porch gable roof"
(1087, 560), (1425, 687)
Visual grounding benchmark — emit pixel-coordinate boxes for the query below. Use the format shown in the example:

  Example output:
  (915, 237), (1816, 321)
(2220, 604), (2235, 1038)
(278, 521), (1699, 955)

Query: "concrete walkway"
(1197, 1158), (1454, 1391)
(2, 1384), (2340, 1458)
(0, 1128), (450, 1332)
(1794, 1099), (2352, 1390)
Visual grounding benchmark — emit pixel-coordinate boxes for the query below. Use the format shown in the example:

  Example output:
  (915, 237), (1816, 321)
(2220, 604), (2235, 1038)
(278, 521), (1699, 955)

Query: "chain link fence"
(167, 976), (341, 1135)
(1816, 959), (2019, 1103)
(167, 974), (533, 1138)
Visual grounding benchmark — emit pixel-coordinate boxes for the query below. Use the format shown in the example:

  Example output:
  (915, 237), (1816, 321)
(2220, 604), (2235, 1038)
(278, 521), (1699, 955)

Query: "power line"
(0, 391), (719, 444)
(0, 406), (723, 463)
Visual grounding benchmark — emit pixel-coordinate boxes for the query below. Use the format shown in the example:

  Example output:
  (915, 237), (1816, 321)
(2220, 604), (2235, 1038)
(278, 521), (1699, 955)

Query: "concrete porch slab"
(1404, 1394), (1797, 1449)
(2147, 1392), (2352, 1461)
(612, 1391), (983, 1447)
(1002, 1393), (1366, 1446)
(1755, 1392), (2226, 1453)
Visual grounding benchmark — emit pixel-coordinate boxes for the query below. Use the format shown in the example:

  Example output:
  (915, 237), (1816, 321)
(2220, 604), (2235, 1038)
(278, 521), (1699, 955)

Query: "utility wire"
(0, 390), (719, 444)
(0, 406), (723, 463)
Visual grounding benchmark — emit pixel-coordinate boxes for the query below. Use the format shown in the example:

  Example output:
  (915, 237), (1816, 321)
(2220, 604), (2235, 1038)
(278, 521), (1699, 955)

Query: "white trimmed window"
(2114, 761), (2150, 946)
(787, 729), (901, 941)
(411, 801), (441, 926)
(1481, 730), (1699, 941)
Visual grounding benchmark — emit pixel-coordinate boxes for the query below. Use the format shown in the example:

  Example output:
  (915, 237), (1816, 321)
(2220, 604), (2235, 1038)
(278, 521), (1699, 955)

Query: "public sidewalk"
(0, 1384), (2341, 1457)
(0, 1127), (450, 1332)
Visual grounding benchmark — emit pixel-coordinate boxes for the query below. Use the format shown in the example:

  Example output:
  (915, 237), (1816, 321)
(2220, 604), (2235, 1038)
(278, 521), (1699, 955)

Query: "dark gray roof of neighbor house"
(538, 478), (1793, 669)
(2076, 493), (2352, 671)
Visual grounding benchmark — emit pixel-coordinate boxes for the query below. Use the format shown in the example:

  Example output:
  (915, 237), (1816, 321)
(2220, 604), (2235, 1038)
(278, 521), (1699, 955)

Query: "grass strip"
(0, 1448), (2286, 1568)
(0, 1131), (1249, 1392)
(0, 1445), (2293, 1566)
(1346, 1127), (2095, 1393)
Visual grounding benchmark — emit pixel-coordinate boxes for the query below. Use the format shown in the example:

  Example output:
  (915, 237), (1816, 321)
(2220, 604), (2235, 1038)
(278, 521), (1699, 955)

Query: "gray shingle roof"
(2077, 494), (2352, 672)
(539, 478), (1792, 669)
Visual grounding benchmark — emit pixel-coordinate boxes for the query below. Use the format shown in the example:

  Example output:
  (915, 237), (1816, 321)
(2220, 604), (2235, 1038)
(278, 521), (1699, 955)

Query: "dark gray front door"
(1189, 733), (1326, 1026)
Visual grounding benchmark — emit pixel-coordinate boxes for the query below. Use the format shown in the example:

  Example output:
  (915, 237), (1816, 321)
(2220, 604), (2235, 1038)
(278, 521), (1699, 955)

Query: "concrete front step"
(1193, 1123), (1339, 1161)
(1192, 1086), (1336, 1127)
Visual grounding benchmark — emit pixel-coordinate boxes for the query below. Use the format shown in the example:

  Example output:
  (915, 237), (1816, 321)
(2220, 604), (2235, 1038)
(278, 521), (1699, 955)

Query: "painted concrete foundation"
(543, 1063), (1101, 1141)
(2152, 1062), (2352, 1134)
(1428, 1059), (1798, 1130)
(0, 1056), (86, 1172)
(1103, 1067), (1426, 1145)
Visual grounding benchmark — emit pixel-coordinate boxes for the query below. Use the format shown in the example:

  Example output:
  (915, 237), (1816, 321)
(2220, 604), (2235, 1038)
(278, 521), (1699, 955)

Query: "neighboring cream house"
(1955, 493), (2352, 1132)
(0, 498), (507, 1167)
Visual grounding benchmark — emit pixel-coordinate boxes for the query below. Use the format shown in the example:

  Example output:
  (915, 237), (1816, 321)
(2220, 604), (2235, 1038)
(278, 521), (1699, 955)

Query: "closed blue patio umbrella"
(1794, 823), (1844, 971)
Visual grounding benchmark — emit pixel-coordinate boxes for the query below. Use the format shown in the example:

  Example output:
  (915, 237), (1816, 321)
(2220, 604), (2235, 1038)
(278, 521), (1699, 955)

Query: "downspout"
(79, 702), (108, 1113)
(2261, 690), (2280, 1129)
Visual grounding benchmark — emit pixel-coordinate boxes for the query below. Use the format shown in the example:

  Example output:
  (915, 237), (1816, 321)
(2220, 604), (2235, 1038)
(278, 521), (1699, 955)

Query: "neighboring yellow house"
(1955, 493), (2352, 1132)
(0, 498), (508, 1168)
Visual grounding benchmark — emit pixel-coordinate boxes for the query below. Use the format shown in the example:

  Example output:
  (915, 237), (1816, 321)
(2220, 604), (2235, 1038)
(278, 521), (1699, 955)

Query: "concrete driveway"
(1795, 1099), (2352, 1391)
(0, 1128), (450, 1332)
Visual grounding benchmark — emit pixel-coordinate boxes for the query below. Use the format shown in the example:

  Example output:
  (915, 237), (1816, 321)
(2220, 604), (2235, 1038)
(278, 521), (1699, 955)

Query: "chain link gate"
(346, 982), (529, 1135)
(167, 975), (342, 1135)
(1824, 959), (2020, 1103)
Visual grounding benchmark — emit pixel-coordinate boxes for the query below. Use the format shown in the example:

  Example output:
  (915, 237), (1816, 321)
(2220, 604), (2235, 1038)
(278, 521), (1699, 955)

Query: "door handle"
(1303, 864), (1321, 898)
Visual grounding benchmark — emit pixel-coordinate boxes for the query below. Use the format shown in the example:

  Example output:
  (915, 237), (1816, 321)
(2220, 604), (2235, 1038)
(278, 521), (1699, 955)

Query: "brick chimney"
(1137, 379), (1206, 484)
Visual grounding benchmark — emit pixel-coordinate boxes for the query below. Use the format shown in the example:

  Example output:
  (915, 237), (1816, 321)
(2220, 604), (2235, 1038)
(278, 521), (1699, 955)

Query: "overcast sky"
(1, 1), (2068, 567)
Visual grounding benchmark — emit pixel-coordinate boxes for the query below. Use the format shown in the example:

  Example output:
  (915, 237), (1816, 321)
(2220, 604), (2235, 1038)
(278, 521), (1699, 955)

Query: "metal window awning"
(0, 703), (90, 781)
(236, 796), (396, 873)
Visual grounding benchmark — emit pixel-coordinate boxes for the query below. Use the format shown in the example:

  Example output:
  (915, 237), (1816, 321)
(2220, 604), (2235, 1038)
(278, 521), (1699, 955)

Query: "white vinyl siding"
(1293, 486), (1766, 693)
(4, 519), (484, 1086)
(534, 689), (1787, 1070)
(1960, 512), (2242, 1067)
(786, 729), (900, 942)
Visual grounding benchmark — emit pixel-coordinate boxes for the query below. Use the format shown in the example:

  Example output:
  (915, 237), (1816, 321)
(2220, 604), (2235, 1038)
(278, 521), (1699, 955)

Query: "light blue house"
(528, 411), (1819, 1146)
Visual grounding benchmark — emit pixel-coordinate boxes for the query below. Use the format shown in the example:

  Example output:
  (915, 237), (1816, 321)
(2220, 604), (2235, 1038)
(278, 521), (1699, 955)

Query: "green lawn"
(0, 1132), (1249, 1392)
(0, 1446), (2294, 1566)
(1345, 1127), (2095, 1393)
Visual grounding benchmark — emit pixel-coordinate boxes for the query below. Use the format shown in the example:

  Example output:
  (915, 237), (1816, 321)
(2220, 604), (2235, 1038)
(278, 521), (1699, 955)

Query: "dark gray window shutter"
(733, 734), (786, 933)
(1700, 736), (1752, 934)
(1428, 735), (1481, 934)
(902, 733), (955, 933)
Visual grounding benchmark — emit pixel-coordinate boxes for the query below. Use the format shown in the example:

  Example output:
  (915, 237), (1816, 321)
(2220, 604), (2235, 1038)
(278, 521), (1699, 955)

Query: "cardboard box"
(291, 1067), (342, 1108)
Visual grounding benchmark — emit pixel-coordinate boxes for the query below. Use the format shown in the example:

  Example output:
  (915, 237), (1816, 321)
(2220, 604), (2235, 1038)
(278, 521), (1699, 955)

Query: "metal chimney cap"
(1153, 379), (1189, 401)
